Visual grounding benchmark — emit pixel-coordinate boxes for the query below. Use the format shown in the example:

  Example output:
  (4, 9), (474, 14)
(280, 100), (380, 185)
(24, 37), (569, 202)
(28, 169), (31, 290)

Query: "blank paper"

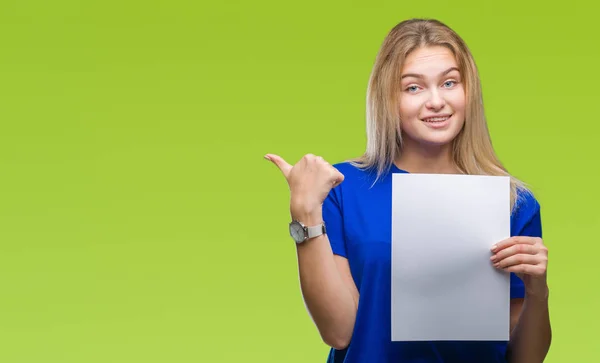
(391, 173), (511, 341)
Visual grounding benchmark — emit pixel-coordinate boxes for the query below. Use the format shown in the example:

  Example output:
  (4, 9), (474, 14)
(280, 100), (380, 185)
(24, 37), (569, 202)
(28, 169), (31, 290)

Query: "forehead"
(401, 46), (458, 74)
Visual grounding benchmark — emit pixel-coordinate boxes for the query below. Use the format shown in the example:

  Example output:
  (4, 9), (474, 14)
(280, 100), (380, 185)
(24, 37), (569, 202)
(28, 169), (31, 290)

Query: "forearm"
(506, 291), (552, 363)
(296, 233), (357, 350)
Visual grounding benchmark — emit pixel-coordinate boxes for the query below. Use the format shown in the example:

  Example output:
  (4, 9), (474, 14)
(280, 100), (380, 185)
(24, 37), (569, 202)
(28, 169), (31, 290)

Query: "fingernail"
(493, 262), (500, 268)
(491, 245), (497, 252)
(264, 155), (271, 161)
(490, 255), (497, 262)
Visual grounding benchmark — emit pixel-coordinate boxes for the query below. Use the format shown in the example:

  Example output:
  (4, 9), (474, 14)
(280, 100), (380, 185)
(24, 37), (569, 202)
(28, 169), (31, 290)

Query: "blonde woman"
(265, 18), (551, 363)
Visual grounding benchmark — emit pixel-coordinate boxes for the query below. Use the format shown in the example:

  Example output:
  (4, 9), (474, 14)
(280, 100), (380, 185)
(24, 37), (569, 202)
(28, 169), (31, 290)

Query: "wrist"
(290, 212), (323, 226)
(290, 202), (322, 225)
(525, 286), (550, 304)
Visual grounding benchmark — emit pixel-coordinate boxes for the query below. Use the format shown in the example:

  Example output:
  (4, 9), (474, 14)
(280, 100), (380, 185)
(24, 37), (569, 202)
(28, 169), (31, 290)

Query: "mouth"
(421, 114), (452, 128)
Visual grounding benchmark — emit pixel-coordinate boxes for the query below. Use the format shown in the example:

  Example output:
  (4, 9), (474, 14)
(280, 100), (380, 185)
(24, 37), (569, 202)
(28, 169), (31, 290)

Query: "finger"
(492, 236), (537, 253)
(334, 169), (344, 185)
(493, 254), (542, 269)
(491, 244), (539, 262)
(315, 155), (332, 168)
(264, 154), (293, 178)
(315, 156), (329, 168)
(330, 167), (344, 186)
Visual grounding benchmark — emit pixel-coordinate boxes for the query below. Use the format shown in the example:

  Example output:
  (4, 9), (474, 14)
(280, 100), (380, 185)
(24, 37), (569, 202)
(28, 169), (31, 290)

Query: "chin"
(415, 132), (459, 147)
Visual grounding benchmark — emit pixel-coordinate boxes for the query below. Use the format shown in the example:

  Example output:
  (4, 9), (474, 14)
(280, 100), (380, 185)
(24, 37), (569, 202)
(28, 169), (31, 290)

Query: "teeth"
(423, 116), (450, 122)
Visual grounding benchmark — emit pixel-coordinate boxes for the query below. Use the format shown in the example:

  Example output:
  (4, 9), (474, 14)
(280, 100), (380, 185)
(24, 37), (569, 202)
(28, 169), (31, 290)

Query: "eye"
(406, 85), (420, 93)
(443, 80), (457, 88)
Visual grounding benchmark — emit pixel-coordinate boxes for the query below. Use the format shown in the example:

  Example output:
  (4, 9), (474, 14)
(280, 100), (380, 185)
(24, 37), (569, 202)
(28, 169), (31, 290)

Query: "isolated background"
(0, 0), (597, 361)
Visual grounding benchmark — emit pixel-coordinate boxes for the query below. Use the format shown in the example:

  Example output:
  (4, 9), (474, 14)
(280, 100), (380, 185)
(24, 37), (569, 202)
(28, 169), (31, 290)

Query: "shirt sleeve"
(510, 193), (542, 299)
(322, 185), (347, 258)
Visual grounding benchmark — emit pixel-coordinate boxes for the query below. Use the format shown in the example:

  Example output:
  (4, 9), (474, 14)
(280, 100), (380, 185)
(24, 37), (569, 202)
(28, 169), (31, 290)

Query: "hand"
(491, 237), (549, 298)
(265, 153), (344, 222)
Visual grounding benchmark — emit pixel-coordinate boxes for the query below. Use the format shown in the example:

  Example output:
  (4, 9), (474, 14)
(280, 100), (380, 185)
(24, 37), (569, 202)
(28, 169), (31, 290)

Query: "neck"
(395, 140), (459, 174)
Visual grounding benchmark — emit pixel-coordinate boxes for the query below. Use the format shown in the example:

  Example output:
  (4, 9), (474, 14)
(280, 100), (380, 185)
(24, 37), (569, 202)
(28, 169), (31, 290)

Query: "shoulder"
(511, 187), (543, 237)
(331, 161), (366, 175)
(513, 187), (541, 217)
(332, 160), (386, 181)
(331, 161), (382, 189)
(324, 161), (376, 205)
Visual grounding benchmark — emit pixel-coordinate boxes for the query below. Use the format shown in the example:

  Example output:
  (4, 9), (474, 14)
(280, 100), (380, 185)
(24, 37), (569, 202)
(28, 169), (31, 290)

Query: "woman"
(265, 18), (551, 362)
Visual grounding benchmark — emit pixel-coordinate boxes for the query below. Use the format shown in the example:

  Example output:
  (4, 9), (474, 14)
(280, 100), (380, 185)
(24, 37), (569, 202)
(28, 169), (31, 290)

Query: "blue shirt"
(323, 162), (542, 363)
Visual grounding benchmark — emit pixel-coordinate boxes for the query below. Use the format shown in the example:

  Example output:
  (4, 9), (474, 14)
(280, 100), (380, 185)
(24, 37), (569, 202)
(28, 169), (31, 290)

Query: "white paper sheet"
(391, 173), (511, 341)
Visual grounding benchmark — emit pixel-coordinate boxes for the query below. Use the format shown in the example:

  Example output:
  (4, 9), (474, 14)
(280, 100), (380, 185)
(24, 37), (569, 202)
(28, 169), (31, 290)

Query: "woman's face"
(398, 46), (466, 148)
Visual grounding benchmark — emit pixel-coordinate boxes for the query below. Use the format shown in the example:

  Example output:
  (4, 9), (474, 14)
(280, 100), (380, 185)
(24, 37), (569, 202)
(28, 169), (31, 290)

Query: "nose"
(426, 89), (446, 111)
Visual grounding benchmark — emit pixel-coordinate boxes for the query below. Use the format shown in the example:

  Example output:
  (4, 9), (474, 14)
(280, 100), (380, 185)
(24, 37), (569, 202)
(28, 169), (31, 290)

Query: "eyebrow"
(401, 67), (460, 80)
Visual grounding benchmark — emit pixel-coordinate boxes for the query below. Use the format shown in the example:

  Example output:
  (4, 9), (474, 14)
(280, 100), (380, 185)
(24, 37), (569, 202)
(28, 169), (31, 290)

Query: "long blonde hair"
(350, 18), (529, 210)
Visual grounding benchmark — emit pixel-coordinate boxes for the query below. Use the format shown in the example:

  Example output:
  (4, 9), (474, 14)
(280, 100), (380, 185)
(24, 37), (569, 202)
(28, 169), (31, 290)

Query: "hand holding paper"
(491, 236), (549, 298)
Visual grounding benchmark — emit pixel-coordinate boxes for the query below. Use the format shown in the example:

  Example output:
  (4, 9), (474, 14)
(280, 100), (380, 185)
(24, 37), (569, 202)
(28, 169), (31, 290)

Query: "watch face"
(289, 221), (306, 242)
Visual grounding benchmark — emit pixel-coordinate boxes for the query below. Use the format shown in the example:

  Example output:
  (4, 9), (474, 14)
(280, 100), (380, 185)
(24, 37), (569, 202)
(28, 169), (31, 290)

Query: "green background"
(0, 0), (597, 361)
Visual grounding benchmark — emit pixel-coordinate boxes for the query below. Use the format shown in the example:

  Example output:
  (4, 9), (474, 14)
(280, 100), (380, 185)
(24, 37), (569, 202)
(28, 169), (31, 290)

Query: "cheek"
(448, 90), (466, 113)
(399, 96), (422, 120)
(450, 94), (466, 129)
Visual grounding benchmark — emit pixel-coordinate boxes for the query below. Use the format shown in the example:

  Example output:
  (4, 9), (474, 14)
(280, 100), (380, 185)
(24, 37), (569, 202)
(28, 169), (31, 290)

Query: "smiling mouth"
(421, 114), (452, 123)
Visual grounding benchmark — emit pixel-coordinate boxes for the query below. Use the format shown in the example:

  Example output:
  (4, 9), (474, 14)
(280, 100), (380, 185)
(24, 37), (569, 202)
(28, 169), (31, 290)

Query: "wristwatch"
(289, 220), (326, 244)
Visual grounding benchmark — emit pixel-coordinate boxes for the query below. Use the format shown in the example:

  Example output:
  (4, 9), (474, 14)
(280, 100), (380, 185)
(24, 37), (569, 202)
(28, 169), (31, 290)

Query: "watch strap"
(306, 223), (326, 239)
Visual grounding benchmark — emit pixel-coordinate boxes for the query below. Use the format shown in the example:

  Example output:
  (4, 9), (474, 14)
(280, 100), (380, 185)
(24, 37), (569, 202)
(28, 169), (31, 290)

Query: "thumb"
(264, 154), (293, 178)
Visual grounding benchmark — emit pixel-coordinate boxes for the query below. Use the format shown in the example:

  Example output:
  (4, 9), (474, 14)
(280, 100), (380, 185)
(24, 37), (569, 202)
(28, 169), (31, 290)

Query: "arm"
(265, 153), (358, 350)
(296, 227), (359, 349)
(507, 293), (551, 363)
(493, 236), (551, 362)
(494, 196), (551, 362)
